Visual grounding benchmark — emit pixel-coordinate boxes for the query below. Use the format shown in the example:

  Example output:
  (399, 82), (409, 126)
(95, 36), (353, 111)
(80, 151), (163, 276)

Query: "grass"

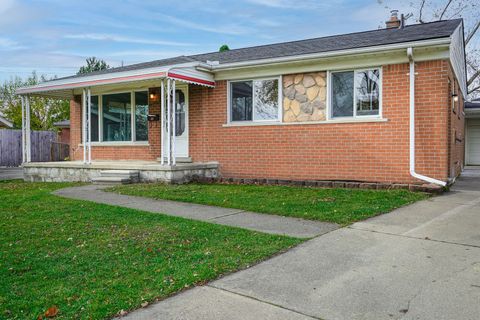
(0, 181), (301, 319)
(109, 183), (428, 225)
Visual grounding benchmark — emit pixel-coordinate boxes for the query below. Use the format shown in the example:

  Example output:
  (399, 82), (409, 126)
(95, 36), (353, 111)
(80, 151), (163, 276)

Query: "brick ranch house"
(18, 15), (467, 188)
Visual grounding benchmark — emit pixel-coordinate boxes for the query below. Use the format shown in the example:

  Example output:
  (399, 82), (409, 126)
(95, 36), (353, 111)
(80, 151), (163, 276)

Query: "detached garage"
(466, 100), (480, 165)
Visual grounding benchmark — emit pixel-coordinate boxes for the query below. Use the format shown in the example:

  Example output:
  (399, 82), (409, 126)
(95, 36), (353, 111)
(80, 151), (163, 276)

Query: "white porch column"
(87, 88), (92, 164)
(25, 95), (31, 163)
(160, 80), (165, 165)
(166, 79), (172, 165)
(82, 89), (87, 164)
(172, 80), (176, 166)
(21, 96), (25, 164)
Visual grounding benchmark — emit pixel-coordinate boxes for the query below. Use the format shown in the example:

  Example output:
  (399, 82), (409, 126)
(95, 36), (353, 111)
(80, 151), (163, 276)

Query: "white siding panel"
(467, 119), (480, 165)
(450, 23), (467, 97)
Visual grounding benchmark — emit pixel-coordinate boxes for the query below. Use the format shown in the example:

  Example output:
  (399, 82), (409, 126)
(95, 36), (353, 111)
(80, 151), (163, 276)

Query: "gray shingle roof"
(53, 19), (463, 81)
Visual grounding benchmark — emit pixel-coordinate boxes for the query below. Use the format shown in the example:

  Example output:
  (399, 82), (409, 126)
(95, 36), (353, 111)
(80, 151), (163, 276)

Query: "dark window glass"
(175, 90), (186, 136)
(231, 81), (253, 121)
(90, 96), (99, 142)
(135, 92), (148, 141)
(331, 71), (354, 118)
(102, 93), (131, 141)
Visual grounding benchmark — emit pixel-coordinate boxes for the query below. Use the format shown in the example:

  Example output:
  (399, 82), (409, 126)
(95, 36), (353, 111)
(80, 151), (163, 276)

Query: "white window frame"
(327, 67), (382, 120)
(87, 89), (149, 144)
(227, 76), (283, 124)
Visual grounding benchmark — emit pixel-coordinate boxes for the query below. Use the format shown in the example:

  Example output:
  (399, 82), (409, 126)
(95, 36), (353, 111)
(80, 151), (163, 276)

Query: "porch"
(17, 61), (218, 183)
(23, 160), (219, 184)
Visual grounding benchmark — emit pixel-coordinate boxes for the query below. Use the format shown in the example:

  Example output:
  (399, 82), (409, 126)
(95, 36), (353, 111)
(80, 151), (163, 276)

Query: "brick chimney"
(386, 10), (401, 29)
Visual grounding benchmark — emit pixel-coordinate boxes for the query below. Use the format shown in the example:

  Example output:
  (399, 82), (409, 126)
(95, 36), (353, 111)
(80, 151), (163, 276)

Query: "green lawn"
(109, 183), (428, 225)
(0, 181), (301, 320)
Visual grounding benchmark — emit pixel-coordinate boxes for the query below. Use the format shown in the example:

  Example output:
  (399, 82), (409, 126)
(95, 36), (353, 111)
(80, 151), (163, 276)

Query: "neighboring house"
(465, 98), (480, 165)
(17, 13), (467, 187)
(53, 120), (70, 144)
(0, 113), (13, 129)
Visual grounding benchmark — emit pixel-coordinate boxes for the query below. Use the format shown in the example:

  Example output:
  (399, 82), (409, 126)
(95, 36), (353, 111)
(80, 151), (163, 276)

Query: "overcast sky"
(0, 0), (462, 82)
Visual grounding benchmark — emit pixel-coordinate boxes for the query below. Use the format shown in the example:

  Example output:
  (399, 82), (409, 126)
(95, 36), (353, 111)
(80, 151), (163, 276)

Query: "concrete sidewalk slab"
(213, 211), (338, 239)
(0, 167), (23, 180)
(211, 228), (480, 320)
(117, 286), (315, 320)
(53, 185), (338, 238)
(352, 189), (480, 247)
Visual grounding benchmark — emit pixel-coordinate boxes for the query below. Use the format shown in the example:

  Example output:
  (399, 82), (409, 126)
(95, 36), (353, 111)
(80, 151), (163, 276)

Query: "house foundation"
(23, 161), (219, 184)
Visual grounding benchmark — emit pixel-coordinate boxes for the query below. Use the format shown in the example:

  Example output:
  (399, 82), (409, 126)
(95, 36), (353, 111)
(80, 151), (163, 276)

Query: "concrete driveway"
(122, 172), (480, 320)
(0, 167), (23, 180)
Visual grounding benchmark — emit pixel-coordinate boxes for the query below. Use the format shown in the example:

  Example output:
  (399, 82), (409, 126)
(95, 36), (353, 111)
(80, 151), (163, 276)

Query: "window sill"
(223, 118), (388, 127)
(79, 142), (150, 147)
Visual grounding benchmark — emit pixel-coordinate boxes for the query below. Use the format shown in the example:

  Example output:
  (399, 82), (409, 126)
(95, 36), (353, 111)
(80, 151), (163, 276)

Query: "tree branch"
(467, 68), (480, 86)
(466, 20), (480, 45)
(468, 85), (480, 94)
(419, 0), (426, 23)
(439, 0), (453, 20)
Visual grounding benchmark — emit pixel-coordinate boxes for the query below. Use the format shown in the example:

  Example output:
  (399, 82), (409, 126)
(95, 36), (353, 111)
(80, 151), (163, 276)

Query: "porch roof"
(16, 61), (215, 98)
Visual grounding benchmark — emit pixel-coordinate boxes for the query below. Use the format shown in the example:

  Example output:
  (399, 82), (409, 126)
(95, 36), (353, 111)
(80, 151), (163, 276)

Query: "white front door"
(164, 85), (189, 158)
(467, 119), (480, 165)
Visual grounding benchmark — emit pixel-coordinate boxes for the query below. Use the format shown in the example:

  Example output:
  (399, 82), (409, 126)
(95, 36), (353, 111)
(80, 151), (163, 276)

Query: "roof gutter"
(211, 38), (451, 71)
(407, 47), (447, 187)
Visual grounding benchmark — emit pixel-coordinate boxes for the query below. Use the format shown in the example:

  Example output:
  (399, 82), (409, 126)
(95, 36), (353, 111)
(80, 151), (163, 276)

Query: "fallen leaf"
(44, 306), (59, 318)
(141, 302), (148, 308)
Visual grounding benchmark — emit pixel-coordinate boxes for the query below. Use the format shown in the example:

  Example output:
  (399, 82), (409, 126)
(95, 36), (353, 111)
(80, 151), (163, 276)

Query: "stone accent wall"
(283, 72), (327, 122)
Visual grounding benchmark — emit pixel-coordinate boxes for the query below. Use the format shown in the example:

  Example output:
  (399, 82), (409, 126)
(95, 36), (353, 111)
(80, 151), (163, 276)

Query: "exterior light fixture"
(452, 93), (458, 102)
(149, 92), (156, 100)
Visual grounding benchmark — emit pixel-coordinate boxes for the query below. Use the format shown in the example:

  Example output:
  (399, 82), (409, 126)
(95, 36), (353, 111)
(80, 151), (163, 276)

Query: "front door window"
(175, 90), (186, 137)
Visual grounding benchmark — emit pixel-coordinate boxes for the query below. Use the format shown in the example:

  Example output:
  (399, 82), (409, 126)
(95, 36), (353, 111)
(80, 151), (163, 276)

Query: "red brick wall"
(447, 63), (465, 178)
(189, 60), (461, 184)
(57, 128), (70, 144)
(69, 59), (464, 184)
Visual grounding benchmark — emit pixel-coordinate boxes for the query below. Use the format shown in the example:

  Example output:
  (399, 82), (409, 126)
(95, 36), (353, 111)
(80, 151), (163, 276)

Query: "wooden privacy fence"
(0, 129), (68, 167)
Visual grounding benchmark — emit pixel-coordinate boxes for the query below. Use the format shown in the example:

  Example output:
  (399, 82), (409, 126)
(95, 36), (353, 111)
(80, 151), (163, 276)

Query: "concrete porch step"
(92, 170), (140, 184)
(91, 176), (133, 185)
(156, 157), (192, 163)
(99, 170), (140, 178)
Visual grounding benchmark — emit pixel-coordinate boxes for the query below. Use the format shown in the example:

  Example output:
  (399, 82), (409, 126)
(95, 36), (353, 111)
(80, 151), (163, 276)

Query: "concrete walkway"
(114, 173), (480, 320)
(53, 185), (338, 238)
(0, 167), (23, 180)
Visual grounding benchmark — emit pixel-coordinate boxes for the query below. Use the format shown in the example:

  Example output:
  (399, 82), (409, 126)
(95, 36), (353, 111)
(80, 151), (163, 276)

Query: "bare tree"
(380, 0), (480, 98)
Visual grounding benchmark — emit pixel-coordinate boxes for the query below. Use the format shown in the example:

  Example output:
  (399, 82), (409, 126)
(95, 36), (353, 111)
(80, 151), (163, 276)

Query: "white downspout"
(407, 47), (446, 186)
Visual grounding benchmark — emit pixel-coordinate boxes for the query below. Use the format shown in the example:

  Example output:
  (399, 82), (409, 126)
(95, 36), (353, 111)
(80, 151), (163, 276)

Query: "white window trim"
(327, 67), (383, 121)
(89, 89), (149, 144)
(227, 76), (283, 124)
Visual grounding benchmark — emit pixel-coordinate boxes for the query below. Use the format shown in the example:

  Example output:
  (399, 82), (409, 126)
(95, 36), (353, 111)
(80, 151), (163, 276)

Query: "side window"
(230, 78), (280, 122)
(331, 69), (381, 118)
